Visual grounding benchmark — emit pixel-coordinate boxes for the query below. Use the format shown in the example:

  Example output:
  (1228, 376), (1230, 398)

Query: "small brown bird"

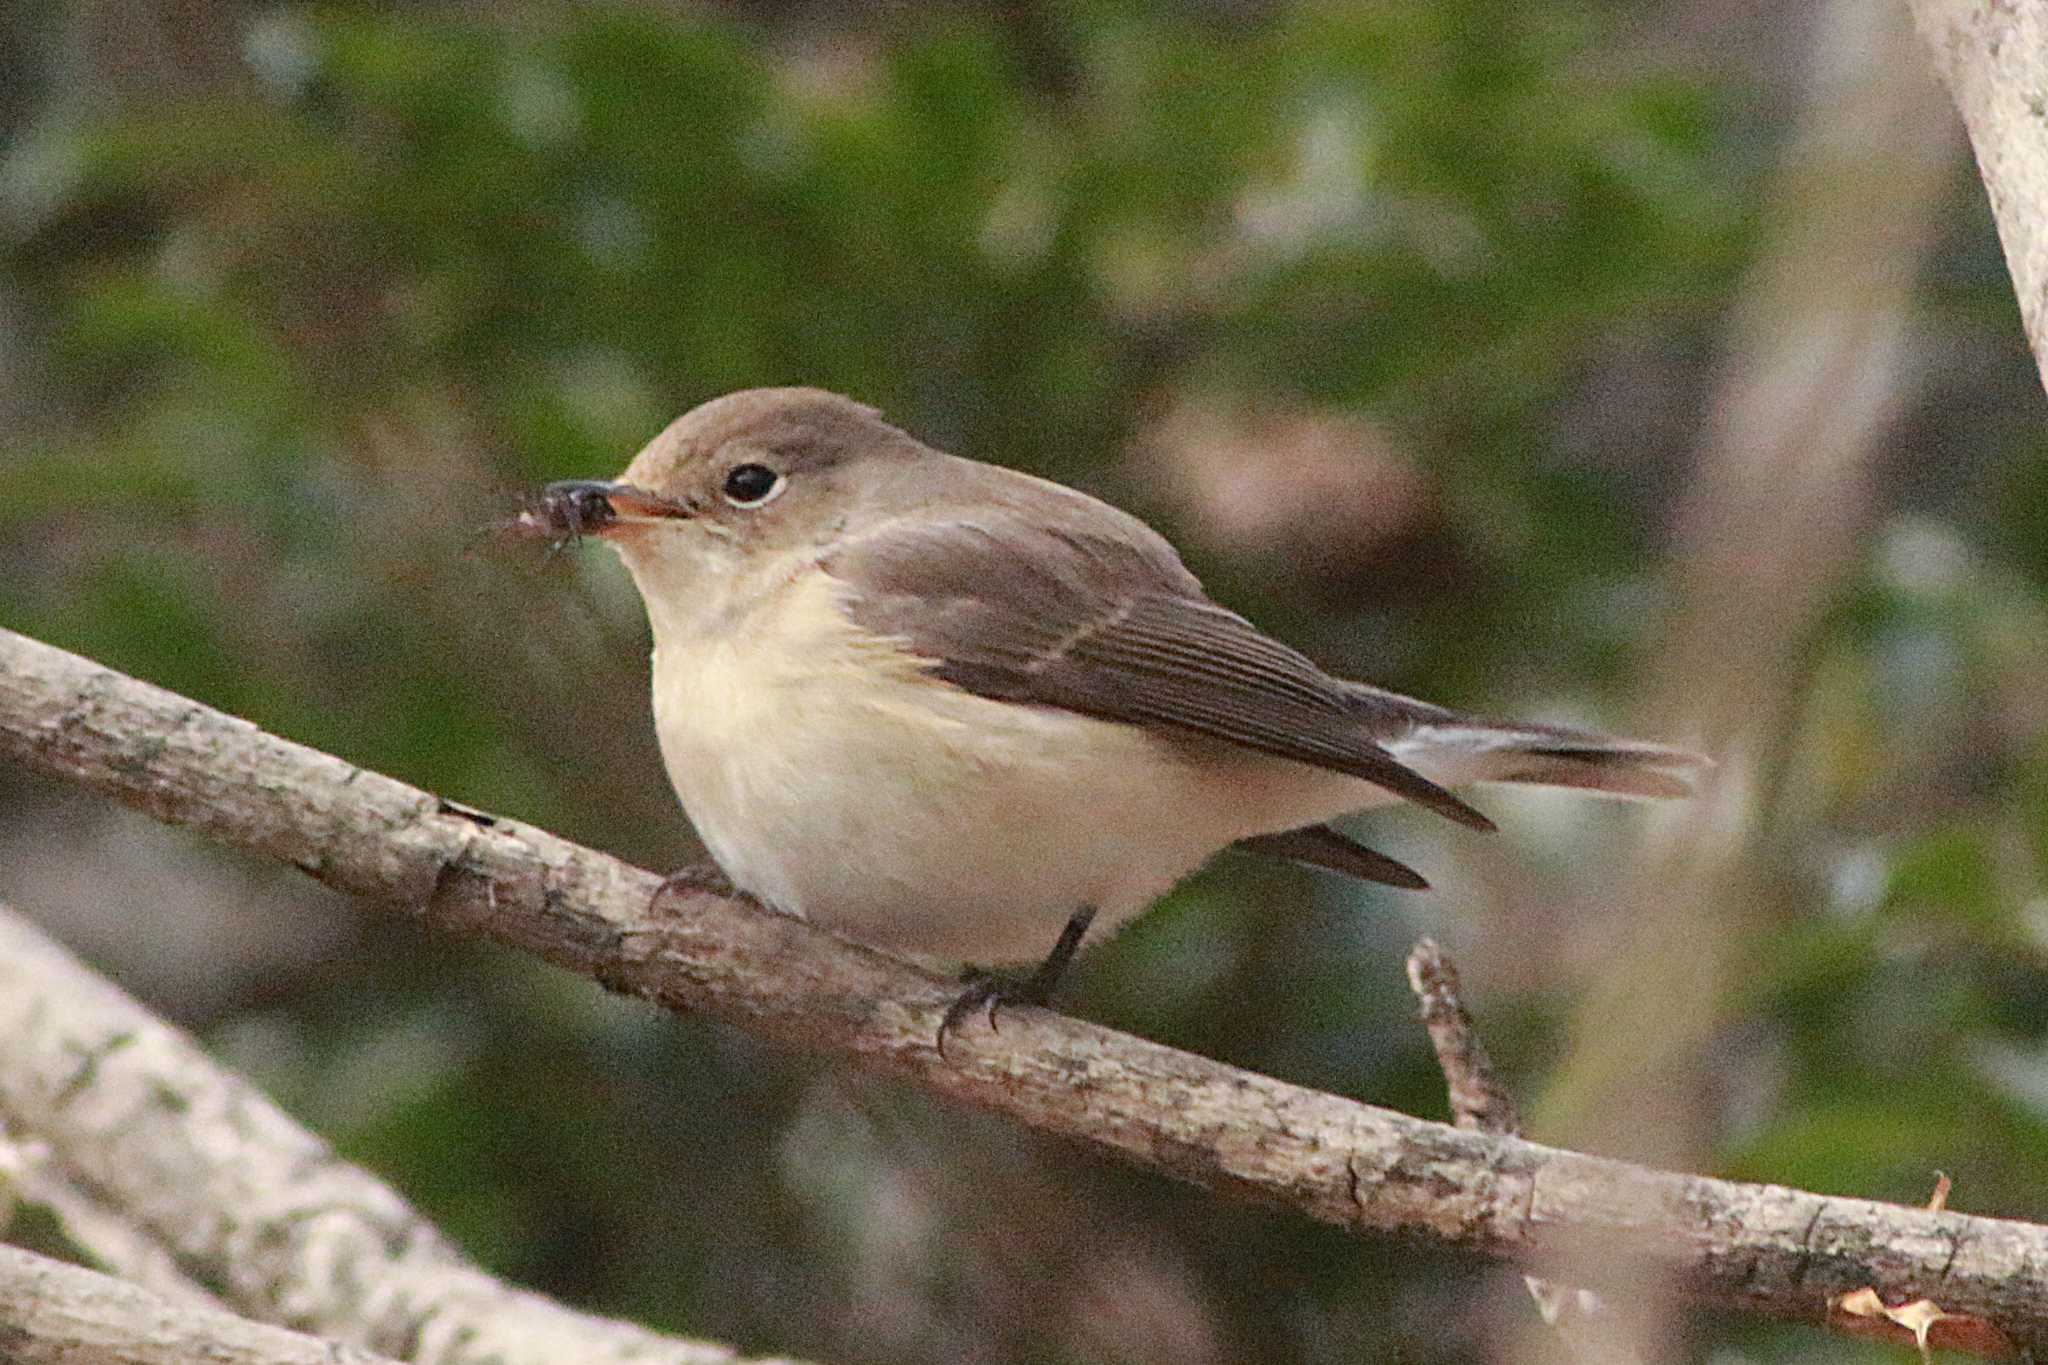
(524, 388), (1703, 1031)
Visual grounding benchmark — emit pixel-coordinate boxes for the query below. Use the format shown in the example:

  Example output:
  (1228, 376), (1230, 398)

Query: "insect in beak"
(499, 481), (690, 554)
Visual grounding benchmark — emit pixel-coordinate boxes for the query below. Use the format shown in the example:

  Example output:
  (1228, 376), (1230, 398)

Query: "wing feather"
(1235, 825), (1429, 890)
(828, 513), (1495, 831)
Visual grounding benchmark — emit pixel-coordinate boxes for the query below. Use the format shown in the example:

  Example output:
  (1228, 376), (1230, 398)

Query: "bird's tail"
(1383, 719), (1708, 800)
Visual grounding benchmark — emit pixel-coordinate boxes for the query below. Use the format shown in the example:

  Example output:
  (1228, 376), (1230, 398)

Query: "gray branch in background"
(0, 1242), (403, 1365)
(0, 896), (801, 1365)
(0, 1123), (228, 1314)
(0, 624), (2044, 1357)
(1913, 0), (2048, 397)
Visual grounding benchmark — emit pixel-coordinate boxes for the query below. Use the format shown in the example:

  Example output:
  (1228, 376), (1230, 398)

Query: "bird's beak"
(535, 480), (689, 538)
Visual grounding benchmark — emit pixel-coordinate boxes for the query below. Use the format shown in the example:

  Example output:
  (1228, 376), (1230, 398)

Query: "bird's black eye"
(721, 463), (785, 508)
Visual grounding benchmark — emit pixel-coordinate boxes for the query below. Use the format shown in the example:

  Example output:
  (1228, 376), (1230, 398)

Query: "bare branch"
(0, 1242), (401, 1365)
(1408, 940), (1640, 1365)
(0, 898), (803, 1365)
(1, 624), (2045, 1355)
(0, 1123), (226, 1312)
(1912, 0), (2048, 397)
(1406, 939), (1521, 1138)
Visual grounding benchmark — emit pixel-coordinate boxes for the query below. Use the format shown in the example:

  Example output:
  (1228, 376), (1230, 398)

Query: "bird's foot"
(940, 967), (1053, 1045)
(936, 907), (1096, 1057)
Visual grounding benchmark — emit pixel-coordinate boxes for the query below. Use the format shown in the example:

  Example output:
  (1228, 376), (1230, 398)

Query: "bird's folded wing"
(826, 513), (1494, 831)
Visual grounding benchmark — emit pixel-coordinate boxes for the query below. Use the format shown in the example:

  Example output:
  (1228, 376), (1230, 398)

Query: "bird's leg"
(939, 906), (1096, 1054)
(648, 861), (749, 916)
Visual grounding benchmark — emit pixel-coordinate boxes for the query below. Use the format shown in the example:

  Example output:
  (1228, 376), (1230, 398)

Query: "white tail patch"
(1386, 724), (1708, 800)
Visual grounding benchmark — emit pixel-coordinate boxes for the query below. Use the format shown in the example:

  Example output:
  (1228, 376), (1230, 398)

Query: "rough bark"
(0, 624), (2044, 1355)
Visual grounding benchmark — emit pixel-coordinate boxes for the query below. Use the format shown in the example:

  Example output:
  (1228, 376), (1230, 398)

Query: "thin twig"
(1407, 939), (1521, 1137)
(1408, 939), (1639, 1365)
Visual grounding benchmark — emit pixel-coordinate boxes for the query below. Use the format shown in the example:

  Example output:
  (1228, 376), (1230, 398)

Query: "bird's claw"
(936, 966), (1060, 1058)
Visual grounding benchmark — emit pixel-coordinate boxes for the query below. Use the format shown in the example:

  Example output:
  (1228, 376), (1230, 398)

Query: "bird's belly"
(664, 679), (1212, 959)
(646, 573), (1388, 962)
(647, 600), (1374, 962)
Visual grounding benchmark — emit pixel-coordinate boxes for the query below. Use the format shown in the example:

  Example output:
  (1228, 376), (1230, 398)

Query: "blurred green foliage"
(5, 2), (2048, 1362)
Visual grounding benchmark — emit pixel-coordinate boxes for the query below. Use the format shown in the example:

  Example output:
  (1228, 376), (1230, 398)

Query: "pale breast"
(645, 570), (1362, 962)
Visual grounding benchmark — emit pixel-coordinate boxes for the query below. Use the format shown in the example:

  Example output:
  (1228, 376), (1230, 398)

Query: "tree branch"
(0, 900), (803, 1365)
(1409, 940), (1639, 1364)
(1912, 0), (2048, 397)
(0, 624), (2044, 1355)
(0, 1122), (227, 1314)
(0, 1242), (403, 1365)
(1406, 939), (1523, 1139)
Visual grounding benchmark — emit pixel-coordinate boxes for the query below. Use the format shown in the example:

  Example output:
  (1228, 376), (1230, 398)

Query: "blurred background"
(2, 0), (2045, 1360)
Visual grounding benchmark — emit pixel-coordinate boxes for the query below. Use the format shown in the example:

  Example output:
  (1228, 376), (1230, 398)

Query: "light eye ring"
(721, 462), (786, 508)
